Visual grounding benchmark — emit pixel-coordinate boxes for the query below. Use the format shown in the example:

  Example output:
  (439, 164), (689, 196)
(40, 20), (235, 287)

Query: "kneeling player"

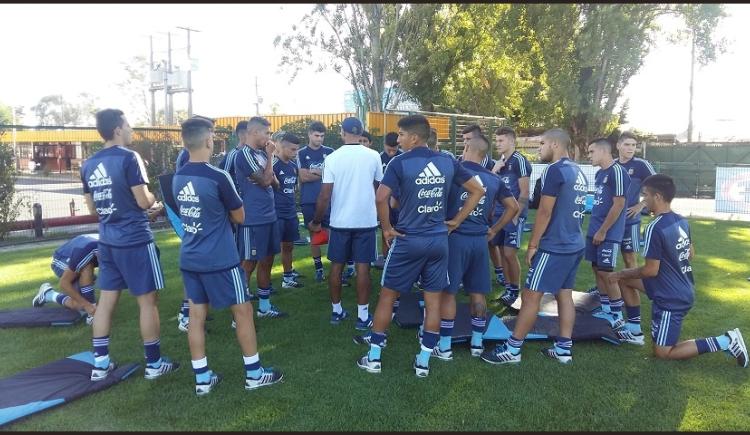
(434, 136), (518, 360)
(608, 174), (747, 366)
(175, 117), (283, 396)
(33, 233), (99, 324)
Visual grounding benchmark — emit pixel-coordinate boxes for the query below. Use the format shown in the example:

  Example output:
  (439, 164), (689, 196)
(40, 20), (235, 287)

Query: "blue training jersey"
(642, 212), (694, 311)
(235, 146), (277, 226)
(297, 145), (334, 205)
(273, 158), (298, 220)
(381, 146), (472, 236)
(173, 162), (243, 273)
(176, 148), (189, 170)
(80, 146), (153, 247)
(538, 157), (587, 254)
(218, 145), (245, 193)
(380, 149), (403, 173)
(496, 150), (532, 218)
(52, 233), (99, 273)
(618, 157), (656, 225)
(447, 161), (512, 236)
(588, 162), (631, 242)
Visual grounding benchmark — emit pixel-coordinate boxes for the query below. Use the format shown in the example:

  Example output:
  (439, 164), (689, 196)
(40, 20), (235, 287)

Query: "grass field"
(1, 215), (749, 431)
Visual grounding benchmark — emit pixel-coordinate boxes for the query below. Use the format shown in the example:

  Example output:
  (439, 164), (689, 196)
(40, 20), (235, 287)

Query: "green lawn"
(1, 216), (749, 430)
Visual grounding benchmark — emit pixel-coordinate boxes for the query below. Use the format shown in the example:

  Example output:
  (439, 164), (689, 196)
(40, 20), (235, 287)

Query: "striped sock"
(610, 298), (624, 314)
(368, 332), (386, 360)
(346, 260), (355, 273)
(283, 272), (294, 281)
(80, 285), (96, 304)
(180, 299), (190, 317)
(391, 298), (400, 319)
(144, 339), (161, 367)
(507, 284), (519, 296)
(92, 335), (110, 368)
(495, 267), (505, 284)
(626, 305), (642, 334)
(507, 335), (524, 355)
(244, 354), (262, 379)
(192, 357), (210, 383)
(418, 331), (439, 367)
(439, 319), (454, 351)
(471, 316), (486, 347)
(257, 287), (271, 312)
(599, 292), (611, 313)
(54, 293), (69, 306)
(313, 256), (323, 272)
(554, 337), (573, 355)
(696, 336), (726, 354)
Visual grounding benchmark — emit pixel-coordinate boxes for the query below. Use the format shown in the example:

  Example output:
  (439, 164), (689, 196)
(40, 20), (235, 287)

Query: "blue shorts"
(585, 238), (619, 271)
(97, 242), (164, 296)
(182, 266), (250, 309)
(381, 234), (449, 293)
(277, 216), (300, 243)
(651, 305), (689, 347)
(525, 249), (584, 294)
(238, 223), (281, 261)
(301, 203), (330, 228)
(447, 233), (490, 294)
(491, 217), (526, 249)
(621, 222), (641, 253)
(328, 227), (377, 264)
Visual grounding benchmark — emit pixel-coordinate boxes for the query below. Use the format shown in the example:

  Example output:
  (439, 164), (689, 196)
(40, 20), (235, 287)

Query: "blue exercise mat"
(0, 351), (139, 427)
(0, 307), (85, 328)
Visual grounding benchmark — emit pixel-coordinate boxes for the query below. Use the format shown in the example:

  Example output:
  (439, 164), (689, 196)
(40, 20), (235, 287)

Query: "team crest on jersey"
(603, 175), (608, 183)
(628, 168), (634, 175)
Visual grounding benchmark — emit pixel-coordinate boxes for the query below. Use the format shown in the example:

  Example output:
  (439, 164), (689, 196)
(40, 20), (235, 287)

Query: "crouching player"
(175, 117), (283, 396)
(608, 174), (747, 366)
(33, 233), (99, 324)
(434, 135), (519, 360)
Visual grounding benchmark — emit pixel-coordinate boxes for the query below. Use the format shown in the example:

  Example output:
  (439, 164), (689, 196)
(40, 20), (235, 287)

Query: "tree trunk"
(687, 29), (696, 143)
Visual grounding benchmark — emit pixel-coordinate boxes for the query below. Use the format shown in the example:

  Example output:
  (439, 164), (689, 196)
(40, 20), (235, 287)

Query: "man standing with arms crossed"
(273, 133), (304, 288)
(309, 117), (383, 329)
(481, 128), (587, 365)
(82, 109), (179, 381)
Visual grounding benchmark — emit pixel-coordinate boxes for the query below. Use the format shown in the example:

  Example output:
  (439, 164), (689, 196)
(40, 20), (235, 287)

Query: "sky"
(1, 3), (749, 141)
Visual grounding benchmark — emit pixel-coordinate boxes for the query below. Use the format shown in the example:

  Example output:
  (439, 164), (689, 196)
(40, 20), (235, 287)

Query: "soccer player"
(611, 131), (656, 336)
(220, 121), (249, 190)
(355, 114), (484, 377)
(297, 121), (335, 282)
(608, 174), (747, 366)
(427, 127), (455, 159)
(460, 124), (494, 170)
(273, 132), (304, 288)
(585, 138), (634, 340)
(491, 126), (532, 307)
(33, 233), (99, 324)
(481, 128), (587, 365)
(82, 108), (178, 381)
(435, 135), (519, 360)
(174, 116), (283, 396)
(235, 116), (287, 318)
(373, 132), (403, 268)
(359, 131), (373, 148)
(309, 117), (383, 329)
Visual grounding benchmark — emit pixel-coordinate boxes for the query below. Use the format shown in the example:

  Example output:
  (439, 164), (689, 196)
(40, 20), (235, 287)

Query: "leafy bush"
(0, 142), (26, 240)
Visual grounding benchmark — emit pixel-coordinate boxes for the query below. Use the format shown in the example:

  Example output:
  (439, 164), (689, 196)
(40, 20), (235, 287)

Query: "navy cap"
(341, 117), (364, 135)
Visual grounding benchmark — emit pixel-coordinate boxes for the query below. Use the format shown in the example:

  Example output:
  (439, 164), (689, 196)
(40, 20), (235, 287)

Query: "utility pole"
(254, 76), (262, 115)
(177, 26), (200, 118)
(167, 31), (173, 125)
(687, 29), (696, 143)
(149, 35), (156, 126)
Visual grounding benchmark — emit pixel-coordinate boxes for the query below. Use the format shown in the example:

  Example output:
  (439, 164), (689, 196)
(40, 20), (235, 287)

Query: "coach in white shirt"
(309, 117), (383, 330)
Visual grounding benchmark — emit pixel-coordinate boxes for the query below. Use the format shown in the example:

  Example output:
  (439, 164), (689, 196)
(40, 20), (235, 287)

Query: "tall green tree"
(31, 93), (98, 126)
(0, 101), (25, 240)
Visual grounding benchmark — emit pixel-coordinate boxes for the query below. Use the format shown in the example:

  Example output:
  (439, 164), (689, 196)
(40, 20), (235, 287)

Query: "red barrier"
(10, 214), (98, 231)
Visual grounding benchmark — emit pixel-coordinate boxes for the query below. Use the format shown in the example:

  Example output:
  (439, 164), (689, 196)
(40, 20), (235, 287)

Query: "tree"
(116, 55), (153, 126)
(31, 93), (98, 126)
(0, 101), (25, 240)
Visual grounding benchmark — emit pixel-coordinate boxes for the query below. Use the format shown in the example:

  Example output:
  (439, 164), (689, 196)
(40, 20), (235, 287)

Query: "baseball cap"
(341, 117), (364, 135)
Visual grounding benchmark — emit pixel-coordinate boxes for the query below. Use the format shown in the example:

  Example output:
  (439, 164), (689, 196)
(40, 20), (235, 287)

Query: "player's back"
(53, 233), (99, 272)
(539, 158), (587, 254)
(620, 157), (656, 224)
(447, 161), (505, 235)
(235, 146), (276, 225)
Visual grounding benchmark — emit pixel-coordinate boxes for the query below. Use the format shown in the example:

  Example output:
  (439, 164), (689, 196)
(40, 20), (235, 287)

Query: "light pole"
(177, 26), (201, 118)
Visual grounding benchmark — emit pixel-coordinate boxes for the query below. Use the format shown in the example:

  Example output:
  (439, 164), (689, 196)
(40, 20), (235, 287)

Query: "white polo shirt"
(321, 143), (383, 229)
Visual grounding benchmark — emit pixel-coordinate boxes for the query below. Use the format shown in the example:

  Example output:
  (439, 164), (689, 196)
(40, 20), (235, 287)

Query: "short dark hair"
(384, 132), (399, 147)
(642, 174), (674, 203)
(588, 137), (613, 152)
(235, 120), (249, 136)
(427, 128), (438, 148)
(95, 108), (125, 141)
(361, 131), (372, 142)
(181, 116), (214, 150)
(308, 121), (326, 133)
(618, 131), (638, 143)
(247, 116), (270, 132)
(461, 124), (482, 136)
(397, 115), (430, 141)
(494, 126), (516, 140)
(281, 132), (301, 145)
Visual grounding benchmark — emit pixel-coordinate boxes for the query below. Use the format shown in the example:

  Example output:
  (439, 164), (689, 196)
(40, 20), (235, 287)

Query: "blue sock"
(599, 292), (611, 313)
(610, 298), (624, 314)
(80, 285), (96, 304)
(495, 267), (505, 283)
(696, 336), (726, 354)
(283, 272), (294, 280)
(554, 337), (573, 355)
(368, 332), (386, 360)
(507, 335), (524, 355)
(418, 331), (439, 367)
(144, 339), (161, 367)
(257, 287), (271, 312)
(313, 256), (323, 272)
(180, 299), (190, 317)
(346, 260), (354, 272)
(507, 284), (519, 296)
(244, 354), (262, 379)
(92, 335), (110, 368)
(55, 293), (69, 306)
(471, 316), (486, 347)
(391, 298), (400, 317)
(192, 357), (210, 383)
(626, 305), (642, 333)
(439, 319), (454, 351)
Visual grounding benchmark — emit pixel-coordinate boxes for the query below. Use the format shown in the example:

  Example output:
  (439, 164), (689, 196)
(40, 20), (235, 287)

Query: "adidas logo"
(676, 225), (690, 250)
(574, 171), (588, 192)
(177, 181), (200, 203)
(87, 163), (113, 188)
(416, 162), (445, 185)
(279, 170), (284, 175)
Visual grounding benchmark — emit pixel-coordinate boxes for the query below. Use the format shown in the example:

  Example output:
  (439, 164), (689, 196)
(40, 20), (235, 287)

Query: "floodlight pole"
(167, 31), (173, 125)
(149, 35), (156, 126)
(177, 26), (201, 118)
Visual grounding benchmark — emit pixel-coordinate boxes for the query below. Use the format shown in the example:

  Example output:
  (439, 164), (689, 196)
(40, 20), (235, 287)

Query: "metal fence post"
(450, 116), (457, 155)
(33, 203), (43, 238)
